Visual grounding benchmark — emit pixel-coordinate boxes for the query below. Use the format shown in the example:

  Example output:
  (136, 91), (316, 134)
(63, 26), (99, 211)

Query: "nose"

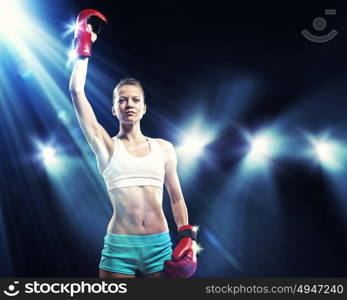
(126, 100), (134, 108)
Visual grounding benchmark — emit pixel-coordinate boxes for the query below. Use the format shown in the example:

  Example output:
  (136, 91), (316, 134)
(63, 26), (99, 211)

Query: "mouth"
(125, 111), (136, 115)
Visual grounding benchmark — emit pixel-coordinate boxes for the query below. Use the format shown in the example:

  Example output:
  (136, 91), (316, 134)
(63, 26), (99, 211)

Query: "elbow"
(69, 87), (83, 95)
(69, 88), (85, 101)
(69, 80), (84, 96)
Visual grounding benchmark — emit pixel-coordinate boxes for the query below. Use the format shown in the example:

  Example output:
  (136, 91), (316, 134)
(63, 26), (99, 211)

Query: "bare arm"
(69, 58), (114, 171)
(161, 140), (189, 228)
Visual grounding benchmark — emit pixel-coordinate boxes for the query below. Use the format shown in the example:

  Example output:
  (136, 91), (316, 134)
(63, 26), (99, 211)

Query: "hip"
(107, 213), (169, 235)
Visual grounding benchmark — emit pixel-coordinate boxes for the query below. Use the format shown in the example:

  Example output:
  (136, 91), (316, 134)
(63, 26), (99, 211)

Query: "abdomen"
(106, 186), (168, 235)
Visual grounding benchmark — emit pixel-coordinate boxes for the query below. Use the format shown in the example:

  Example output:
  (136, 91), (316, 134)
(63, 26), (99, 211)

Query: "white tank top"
(101, 136), (165, 190)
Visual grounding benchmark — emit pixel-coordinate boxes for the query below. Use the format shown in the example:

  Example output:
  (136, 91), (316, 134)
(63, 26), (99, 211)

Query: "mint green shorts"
(99, 231), (173, 275)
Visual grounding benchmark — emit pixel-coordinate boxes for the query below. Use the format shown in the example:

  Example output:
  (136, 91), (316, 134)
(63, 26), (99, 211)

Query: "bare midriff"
(106, 185), (169, 235)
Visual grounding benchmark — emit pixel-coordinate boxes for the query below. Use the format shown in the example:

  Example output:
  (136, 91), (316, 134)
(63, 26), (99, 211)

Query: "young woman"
(69, 9), (198, 278)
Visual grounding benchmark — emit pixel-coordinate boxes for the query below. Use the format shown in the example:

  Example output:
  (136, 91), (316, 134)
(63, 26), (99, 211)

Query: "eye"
(133, 98), (140, 102)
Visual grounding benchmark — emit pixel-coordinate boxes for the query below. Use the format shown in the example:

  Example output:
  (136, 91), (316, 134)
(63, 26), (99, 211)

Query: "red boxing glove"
(73, 9), (108, 57)
(164, 225), (198, 278)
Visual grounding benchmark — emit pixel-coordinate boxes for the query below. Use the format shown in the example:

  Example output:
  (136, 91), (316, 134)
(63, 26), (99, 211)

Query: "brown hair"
(112, 78), (145, 104)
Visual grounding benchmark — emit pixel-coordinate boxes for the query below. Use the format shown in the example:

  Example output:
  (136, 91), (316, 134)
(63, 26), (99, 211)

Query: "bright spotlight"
(176, 127), (214, 161)
(243, 129), (283, 169)
(315, 141), (336, 162)
(246, 131), (279, 162)
(41, 146), (58, 166)
(248, 135), (272, 160)
(178, 135), (207, 158)
(0, 0), (27, 36)
(308, 137), (345, 171)
(34, 140), (66, 173)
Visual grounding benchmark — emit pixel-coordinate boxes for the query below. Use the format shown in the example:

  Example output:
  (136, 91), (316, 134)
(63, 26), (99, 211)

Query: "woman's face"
(112, 85), (146, 123)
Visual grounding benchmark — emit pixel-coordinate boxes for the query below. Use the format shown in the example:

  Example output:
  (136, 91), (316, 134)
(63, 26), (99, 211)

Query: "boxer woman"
(68, 10), (198, 278)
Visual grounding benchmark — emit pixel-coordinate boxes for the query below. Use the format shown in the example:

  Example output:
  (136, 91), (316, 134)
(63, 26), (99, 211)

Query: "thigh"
(99, 241), (139, 276)
(144, 271), (167, 278)
(99, 269), (135, 278)
(142, 240), (172, 275)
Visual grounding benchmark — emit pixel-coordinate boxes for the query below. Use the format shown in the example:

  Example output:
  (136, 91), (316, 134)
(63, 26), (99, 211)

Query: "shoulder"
(155, 138), (174, 149)
(153, 138), (176, 162)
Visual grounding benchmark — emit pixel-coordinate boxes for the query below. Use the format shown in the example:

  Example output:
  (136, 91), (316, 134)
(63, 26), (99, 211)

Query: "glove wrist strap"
(177, 225), (197, 241)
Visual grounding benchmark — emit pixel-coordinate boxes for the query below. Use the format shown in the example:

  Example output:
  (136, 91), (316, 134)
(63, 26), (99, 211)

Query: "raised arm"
(68, 9), (113, 172)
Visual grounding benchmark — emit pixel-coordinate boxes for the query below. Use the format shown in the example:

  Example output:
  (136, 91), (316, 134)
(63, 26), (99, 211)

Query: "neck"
(117, 122), (144, 141)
